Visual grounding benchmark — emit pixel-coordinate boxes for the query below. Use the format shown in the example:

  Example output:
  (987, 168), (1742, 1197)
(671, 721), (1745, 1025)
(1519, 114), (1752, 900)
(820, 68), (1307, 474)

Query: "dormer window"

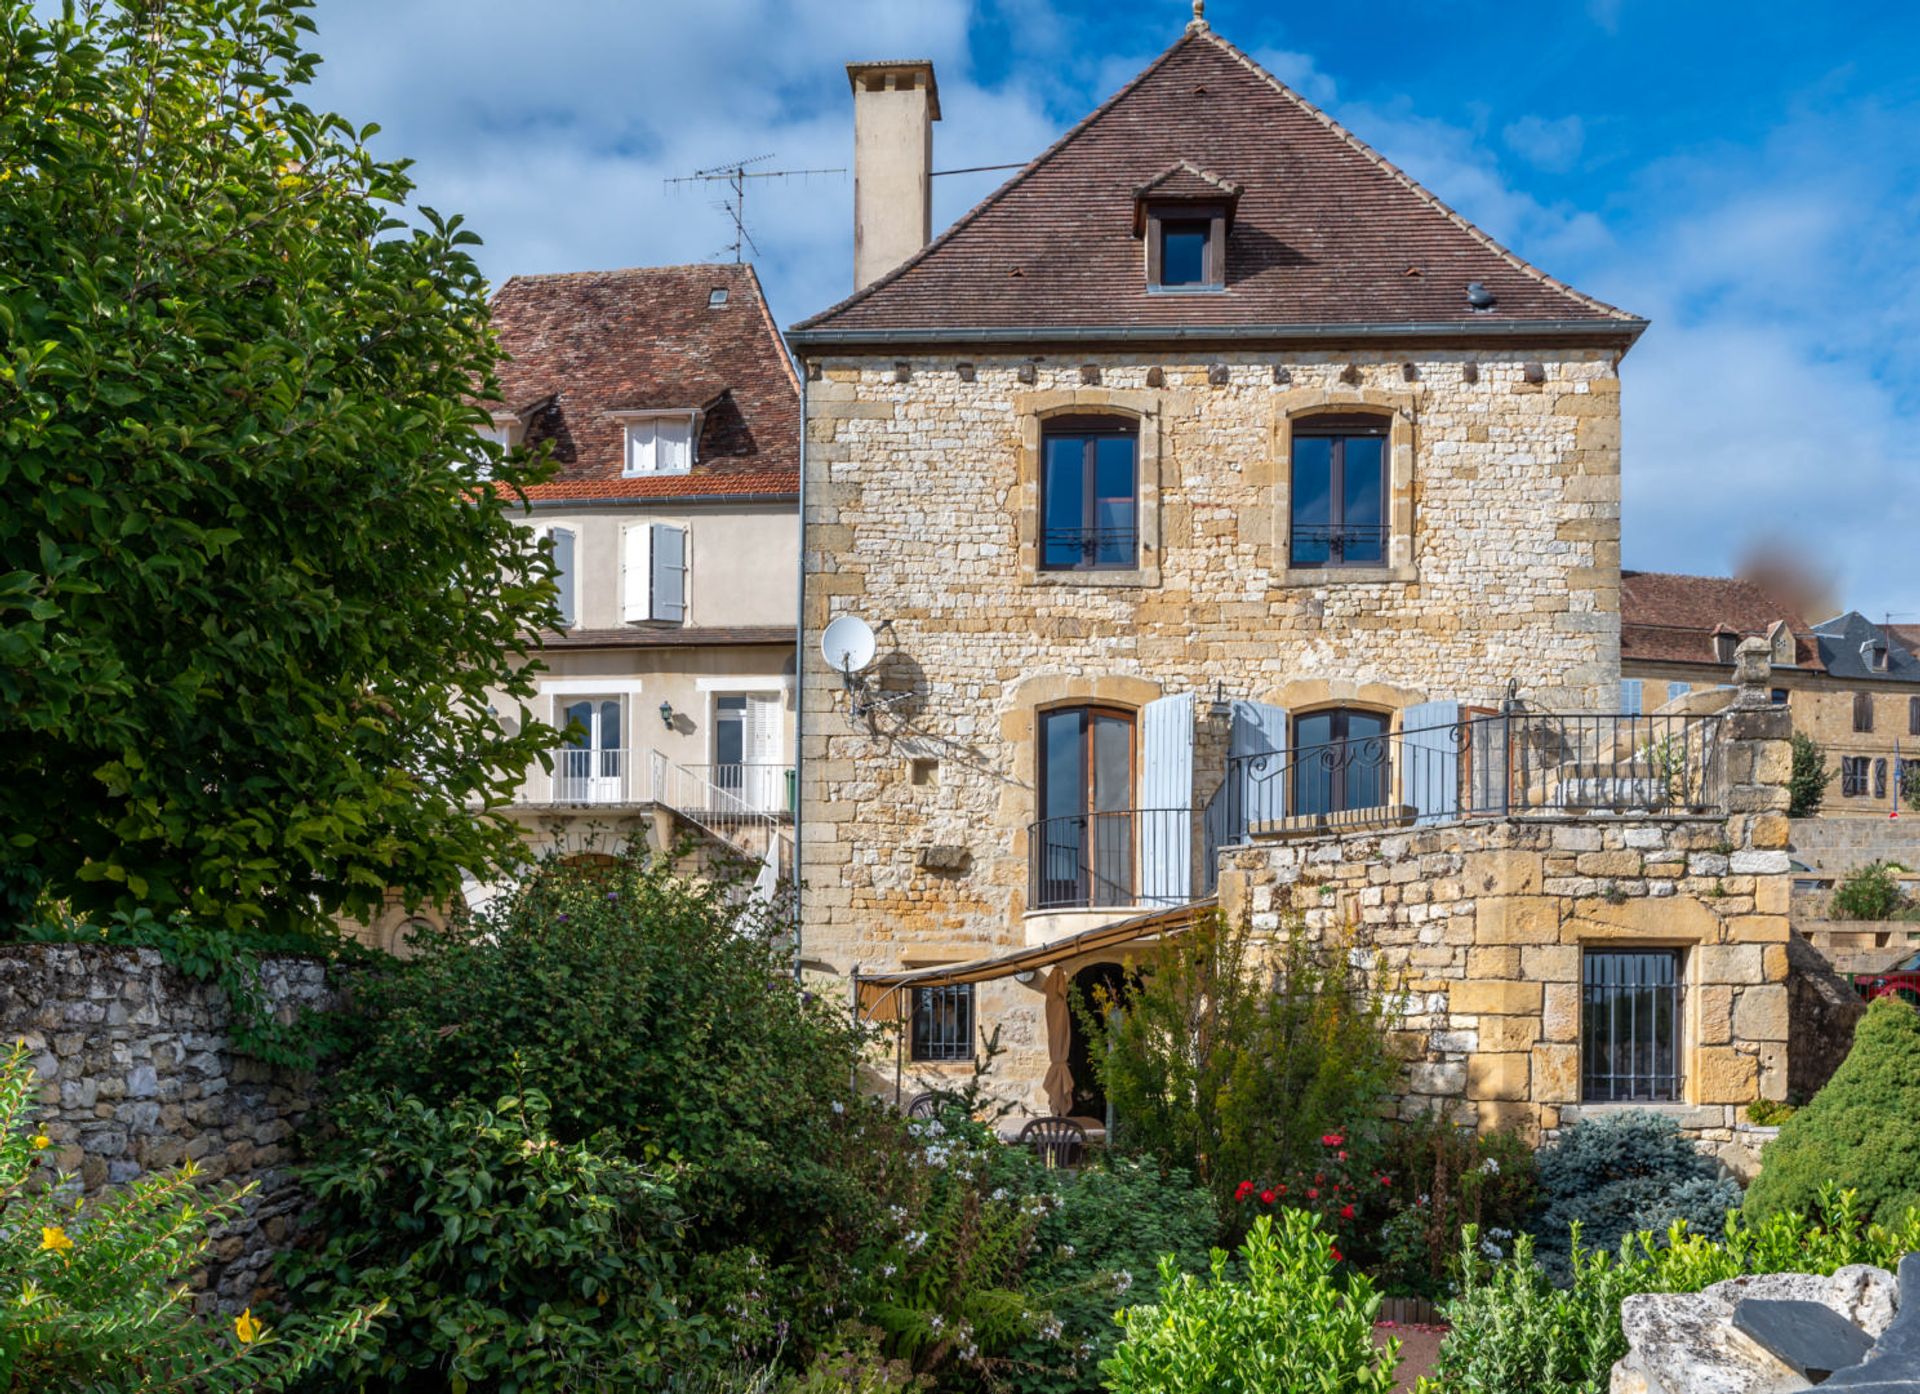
(1134, 161), (1239, 293)
(614, 410), (701, 477)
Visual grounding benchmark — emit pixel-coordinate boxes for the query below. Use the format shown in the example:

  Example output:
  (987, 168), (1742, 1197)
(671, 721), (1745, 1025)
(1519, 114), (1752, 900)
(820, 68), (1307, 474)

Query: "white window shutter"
(620, 524), (650, 623)
(650, 523), (686, 622)
(1230, 700), (1290, 831)
(1138, 692), (1194, 905)
(624, 421), (655, 476)
(548, 526), (576, 629)
(1402, 701), (1461, 826)
(658, 418), (692, 473)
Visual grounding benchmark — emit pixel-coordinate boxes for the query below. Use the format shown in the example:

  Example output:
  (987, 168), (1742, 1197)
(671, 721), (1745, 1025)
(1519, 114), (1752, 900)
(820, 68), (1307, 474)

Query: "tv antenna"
(665, 153), (844, 262)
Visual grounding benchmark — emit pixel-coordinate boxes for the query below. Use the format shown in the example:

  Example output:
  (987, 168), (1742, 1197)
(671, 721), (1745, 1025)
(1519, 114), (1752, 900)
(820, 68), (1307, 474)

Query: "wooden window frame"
(1854, 691), (1875, 733)
(1035, 704), (1138, 910)
(1290, 705), (1392, 816)
(1288, 413), (1392, 571)
(1038, 415), (1140, 573)
(1144, 202), (1227, 291)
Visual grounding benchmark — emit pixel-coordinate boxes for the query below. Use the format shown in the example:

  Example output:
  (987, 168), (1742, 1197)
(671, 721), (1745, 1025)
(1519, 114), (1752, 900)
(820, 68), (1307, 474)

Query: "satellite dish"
(821, 614), (877, 675)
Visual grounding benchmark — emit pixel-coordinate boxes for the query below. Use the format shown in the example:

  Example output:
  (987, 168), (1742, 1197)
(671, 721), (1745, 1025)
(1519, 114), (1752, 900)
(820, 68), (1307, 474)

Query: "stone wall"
(800, 348), (1626, 1103)
(1790, 815), (1920, 872)
(0, 945), (335, 1311)
(1215, 685), (1794, 1143)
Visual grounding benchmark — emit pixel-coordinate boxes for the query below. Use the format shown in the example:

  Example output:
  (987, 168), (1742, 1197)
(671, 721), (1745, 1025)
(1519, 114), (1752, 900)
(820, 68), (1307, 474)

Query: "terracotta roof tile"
(489, 263), (798, 500)
(1620, 571), (1819, 670)
(793, 29), (1641, 341)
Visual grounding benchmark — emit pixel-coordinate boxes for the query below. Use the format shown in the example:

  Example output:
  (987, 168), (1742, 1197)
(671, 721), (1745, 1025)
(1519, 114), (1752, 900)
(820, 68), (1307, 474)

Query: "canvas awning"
(851, 898), (1214, 1024)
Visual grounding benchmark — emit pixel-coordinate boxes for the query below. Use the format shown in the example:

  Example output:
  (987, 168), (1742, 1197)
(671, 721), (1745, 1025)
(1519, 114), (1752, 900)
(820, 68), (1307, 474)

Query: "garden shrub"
(1787, 733), (1833, 819)
(1372, 1114), (1537, 1298)
(1830, 861), (1908, 921)
(1423, 1187), (1920, 1394)
(1090, 911), (1403, 1214)
(1528, 1110), (1739, 1278)
(1005, 1156), (1218, 1393)
(1103, 1210), (1398, 1394)
(1744, 996), (1920, 1226)
(0, 1044), (379, 1391)
(282, 1087), (718, 1391)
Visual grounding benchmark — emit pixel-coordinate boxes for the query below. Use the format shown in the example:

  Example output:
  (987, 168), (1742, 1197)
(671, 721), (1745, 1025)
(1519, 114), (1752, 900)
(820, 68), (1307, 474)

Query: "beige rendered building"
(483, 265), (799, 903)
(775, 19), (1824, 1141)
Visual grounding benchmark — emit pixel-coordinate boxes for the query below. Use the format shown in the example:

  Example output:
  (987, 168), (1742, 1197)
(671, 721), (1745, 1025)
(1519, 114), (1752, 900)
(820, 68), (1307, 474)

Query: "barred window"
(1843, 757), (1871, 797)
(910, 984), (975, 1062)
(1582, 950), (1681, 1102)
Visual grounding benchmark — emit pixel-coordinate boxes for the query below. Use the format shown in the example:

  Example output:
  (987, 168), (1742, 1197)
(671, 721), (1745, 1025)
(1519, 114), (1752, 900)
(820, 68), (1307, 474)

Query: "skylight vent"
(708, 287), (729, 308)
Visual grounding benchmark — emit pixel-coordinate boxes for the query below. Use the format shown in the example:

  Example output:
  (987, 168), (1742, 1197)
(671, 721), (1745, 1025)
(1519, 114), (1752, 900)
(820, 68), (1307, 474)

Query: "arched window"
(1290, 414), (1389, 568)
(1854, 691), (1875, 733)
(1040, 417), (1138, 571)
(1034, 705), (1135, 906)
(1292, 707), (1390, 816)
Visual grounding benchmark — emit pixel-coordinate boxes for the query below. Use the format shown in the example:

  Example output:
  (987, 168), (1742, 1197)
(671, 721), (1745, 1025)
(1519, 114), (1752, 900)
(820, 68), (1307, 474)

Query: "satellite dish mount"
(820, 613), (906, 718)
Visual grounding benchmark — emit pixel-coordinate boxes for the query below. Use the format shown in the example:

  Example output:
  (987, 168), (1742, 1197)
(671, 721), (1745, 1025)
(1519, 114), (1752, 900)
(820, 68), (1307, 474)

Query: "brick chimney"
(847, 60), (940, 292)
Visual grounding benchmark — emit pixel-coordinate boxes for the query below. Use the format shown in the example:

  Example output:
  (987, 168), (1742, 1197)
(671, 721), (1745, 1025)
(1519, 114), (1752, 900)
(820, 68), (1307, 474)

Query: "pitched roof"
(1809, 612), (1920, 685)
(489, 263), (799, 501)
(792, 27), (1642, 344)
(1619, 571), (1820, 671)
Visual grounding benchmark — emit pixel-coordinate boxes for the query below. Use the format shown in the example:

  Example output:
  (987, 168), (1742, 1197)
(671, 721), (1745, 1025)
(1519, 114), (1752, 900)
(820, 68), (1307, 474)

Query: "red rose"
(1234, 1180), (1254, 1203)
(1341, 1203), (1356, 1220)
(1380, 1175), (1392, 1187)
(1331, 1246), (1344, 1263)
(1315, 1173), (1325, 1184)
(1337, 1150), (1348, 1162)
(1260, 1189), (1277, 1205)
(1307, 1188), (1319, 1200)
(1321, 1133), (1345, 1147)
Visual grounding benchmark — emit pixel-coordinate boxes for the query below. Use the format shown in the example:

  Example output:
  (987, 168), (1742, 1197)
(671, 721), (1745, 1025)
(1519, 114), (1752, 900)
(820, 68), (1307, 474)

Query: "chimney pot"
(847, 60), (941, 292)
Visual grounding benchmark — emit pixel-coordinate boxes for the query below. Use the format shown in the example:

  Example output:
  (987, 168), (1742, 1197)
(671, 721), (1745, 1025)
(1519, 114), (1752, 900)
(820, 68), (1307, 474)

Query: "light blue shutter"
(1403, 700), (1461, 826)
(650, 523), (686, 622)
(1138, 693), (1194, 905)
(1231, 700), (1290, 832)
(550, 526), (576, 629)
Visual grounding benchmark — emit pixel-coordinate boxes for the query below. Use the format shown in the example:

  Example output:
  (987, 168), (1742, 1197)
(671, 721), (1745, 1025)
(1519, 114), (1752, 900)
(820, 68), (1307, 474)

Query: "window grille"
(1582, 950), (1681, 1102)
(911, 984), (975, 1062)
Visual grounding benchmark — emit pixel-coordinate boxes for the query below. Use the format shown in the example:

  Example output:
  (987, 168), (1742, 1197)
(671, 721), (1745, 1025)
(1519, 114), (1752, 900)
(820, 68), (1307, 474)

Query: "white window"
(621, 522), (687, 625)
(714, 693), (784, 811)
(1621, 679), (1643, 715)
(623, 415), (695, 476)
(1666, 681), (1690, 703)
(531, 524), (577, 629)
(556, 696), (625, 803)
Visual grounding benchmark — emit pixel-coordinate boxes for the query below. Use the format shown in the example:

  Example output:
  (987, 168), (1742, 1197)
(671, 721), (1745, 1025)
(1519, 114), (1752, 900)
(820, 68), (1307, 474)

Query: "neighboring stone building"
(782, 15), (1785, 1132)
(456, 265), (799, 922)
(1621, 570), (1920, 824)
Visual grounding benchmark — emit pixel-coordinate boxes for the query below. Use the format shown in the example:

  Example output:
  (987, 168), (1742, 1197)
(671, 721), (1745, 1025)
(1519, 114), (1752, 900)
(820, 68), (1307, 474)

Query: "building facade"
(1621, 570), (1920, 823)
(461, 265), (800, 919)
(786, 20), (1720, 1127)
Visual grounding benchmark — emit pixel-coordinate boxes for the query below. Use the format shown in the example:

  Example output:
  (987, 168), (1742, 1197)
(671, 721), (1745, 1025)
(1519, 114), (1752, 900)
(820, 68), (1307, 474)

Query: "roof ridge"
(498, 263), (755, 292)
(1193, 29), (1638, 324)
(790, 31), (1207, 331)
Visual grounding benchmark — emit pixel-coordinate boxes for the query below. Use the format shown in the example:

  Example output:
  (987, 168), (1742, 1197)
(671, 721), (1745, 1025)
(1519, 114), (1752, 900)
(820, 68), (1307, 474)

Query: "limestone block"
(1566, 894), (1722, 945)
(1468, 849), (1543, 897)
(1694, 1047), (1759, 1103)
(1577, 851), (1645, 878)
(1724, 915), (1789, 944)
(1477, 896), (1561, 945)
(1474, 1099), (1537, 1135)
(1467, 945), (1521, 977)
(1543, 983), (1581, 1042)
(1729, 851), (1791, 876)
(1520, 944), (1582, 981)
(1467, 1051), (1531, 1101)
(1531, 1043), (1580, 1102)
(1480, 1015), (1544, 1052)
(1695, 945), (1766, 985)
(1732, 986), (1789, 1043)
(1450, 980), (1543, 1016)
(1748, 813), (1790, 850)
(1697, 985), (1733, 1046)
(1408, 1060), (1466, 1095)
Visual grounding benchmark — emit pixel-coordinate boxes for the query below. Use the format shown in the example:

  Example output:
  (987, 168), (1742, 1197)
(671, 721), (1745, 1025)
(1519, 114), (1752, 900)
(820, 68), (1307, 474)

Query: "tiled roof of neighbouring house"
(489, 263), (799, 501)
(1619, 571), (1821, 671)
(791, 27), (1643, 342)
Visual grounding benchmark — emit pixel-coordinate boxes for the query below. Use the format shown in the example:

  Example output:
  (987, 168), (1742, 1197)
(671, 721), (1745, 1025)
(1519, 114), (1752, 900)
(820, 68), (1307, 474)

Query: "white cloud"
(1502, 114), (1585, 172)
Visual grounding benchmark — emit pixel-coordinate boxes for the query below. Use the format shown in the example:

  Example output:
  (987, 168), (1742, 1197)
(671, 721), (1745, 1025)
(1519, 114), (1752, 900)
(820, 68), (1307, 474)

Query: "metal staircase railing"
(649, 752), (795, 898)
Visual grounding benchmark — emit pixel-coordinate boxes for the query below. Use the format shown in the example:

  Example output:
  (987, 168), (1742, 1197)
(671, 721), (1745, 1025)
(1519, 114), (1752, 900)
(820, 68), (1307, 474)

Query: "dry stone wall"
(0, 945), (334, 1311)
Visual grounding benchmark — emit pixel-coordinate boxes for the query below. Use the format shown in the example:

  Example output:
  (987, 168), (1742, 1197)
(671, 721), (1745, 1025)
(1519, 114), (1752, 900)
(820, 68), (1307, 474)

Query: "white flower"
(1059, 1243), (1075, 1259)
(1480, 1237), (1505, 1260)
(880, 1264), (897, 1278)
(1113, 1269), (1133, 1295)
(1040, 1318), (1064, 1342)
(991, 1187), (1008, 1202)
(831, 1100), (844, 1114)
(904, 1230), (928, 1253)
(929, 1314), (943, 1332)
(1480, 1156), (1501, 1176)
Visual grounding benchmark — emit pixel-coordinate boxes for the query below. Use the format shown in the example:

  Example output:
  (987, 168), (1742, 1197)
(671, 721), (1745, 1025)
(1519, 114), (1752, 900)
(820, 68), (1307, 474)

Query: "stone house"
(358, 264), (800, 947)
(782, 15), (1802, 1139)
(1621, 571), (1920, 823)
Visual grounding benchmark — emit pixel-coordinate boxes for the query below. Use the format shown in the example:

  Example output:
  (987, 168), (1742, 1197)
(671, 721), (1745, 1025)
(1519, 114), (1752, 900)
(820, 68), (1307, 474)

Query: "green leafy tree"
(0, 1044), (380, 1390)
(1744, 997), (1920, 1226)
(1830, 861), (1909, 921)
(0, 0), (556, 934)
(1787, 733), (1833, 819)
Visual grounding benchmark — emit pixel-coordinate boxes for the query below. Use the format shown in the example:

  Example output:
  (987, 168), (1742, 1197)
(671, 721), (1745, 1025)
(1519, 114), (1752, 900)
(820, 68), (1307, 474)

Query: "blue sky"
(305, 0), (1920, 620)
